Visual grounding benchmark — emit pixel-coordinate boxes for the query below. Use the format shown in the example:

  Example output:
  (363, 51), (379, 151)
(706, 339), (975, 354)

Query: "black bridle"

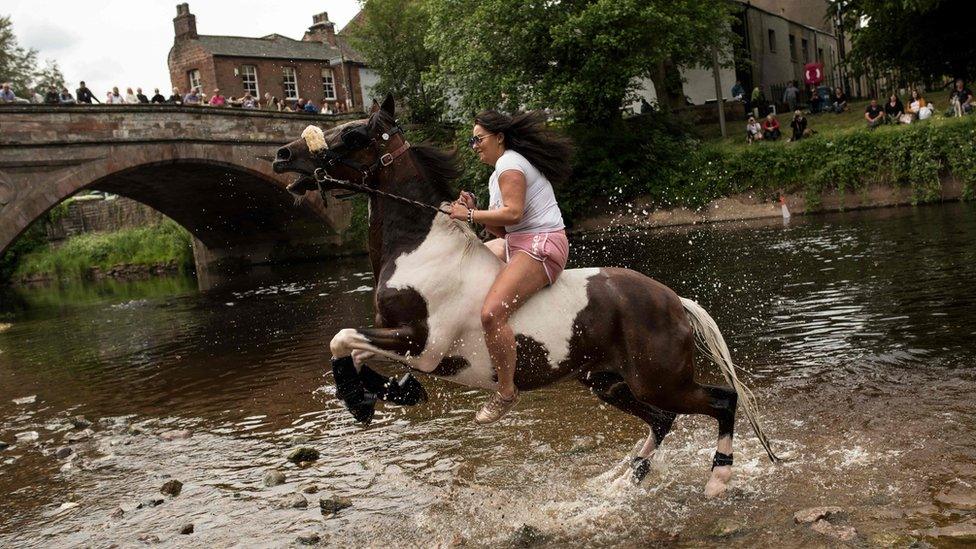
(310, 122), (451, 215)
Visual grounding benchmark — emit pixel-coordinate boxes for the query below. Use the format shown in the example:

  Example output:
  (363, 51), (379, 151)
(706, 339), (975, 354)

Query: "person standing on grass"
(865, 98), (885, 129)
(782, 81), (799, 113)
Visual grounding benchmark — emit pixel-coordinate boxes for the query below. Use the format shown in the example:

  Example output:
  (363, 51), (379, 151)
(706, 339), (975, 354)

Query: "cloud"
(19, 22), (79, 53)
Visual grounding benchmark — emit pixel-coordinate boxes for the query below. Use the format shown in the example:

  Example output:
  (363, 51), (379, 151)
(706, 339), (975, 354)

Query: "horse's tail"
(680, 297), (779, 463)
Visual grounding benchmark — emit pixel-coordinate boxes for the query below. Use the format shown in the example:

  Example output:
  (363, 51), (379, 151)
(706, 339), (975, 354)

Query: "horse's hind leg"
(580, 372), (677, 485)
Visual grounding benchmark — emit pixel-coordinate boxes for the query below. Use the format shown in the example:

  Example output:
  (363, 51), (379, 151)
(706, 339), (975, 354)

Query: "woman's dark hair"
(474, 110), (574, 186)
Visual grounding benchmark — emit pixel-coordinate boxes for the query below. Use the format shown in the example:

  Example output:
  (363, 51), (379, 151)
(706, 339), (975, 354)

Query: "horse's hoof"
(349, 400), (376, 425)
(703, 465), (732, 498)
(631, 457), (651, 485)
(385, 373), (427, 405)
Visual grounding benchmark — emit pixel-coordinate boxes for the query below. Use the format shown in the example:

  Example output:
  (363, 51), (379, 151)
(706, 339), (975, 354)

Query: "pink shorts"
(504, 230), (569, 285)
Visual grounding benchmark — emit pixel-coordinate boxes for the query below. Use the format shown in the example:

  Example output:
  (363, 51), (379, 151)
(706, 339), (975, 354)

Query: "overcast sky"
(5, 0), (361, 94)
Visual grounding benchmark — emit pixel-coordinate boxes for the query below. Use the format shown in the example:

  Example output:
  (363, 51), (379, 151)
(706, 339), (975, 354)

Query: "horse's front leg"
(329, 327), (429, 424)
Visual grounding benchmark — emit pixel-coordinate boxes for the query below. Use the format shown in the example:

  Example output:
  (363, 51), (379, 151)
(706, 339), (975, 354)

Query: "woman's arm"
(450, 171), (526, 227)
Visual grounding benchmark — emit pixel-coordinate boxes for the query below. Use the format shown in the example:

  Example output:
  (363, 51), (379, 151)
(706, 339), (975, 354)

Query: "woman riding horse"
(449, 111), (573, 424)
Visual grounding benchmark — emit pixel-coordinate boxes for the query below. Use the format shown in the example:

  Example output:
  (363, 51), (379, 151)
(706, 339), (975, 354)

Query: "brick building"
(167, 3), (375, 111)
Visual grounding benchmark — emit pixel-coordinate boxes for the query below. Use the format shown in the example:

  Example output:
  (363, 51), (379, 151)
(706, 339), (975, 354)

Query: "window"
(187, 69), (201, 92)
(321, 68), (336, 100)
(241, 65), (259, 96)
(282, 67), (298, 100)
(801, 39), (809, 62)
(767, 29), (776, 53)
(818, 47), (824, 62)
(789, 35), (797, 61)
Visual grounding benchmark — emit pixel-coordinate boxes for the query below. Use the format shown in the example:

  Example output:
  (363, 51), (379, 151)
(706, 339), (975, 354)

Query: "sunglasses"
(467, 133), (492, 148)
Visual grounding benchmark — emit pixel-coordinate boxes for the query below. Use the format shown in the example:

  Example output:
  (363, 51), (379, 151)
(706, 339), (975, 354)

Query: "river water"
(1, 203), (975, 547)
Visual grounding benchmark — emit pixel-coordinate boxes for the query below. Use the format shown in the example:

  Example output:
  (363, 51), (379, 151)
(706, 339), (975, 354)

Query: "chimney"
(305, 11), (337, 47)
(174, 3), (198, 42)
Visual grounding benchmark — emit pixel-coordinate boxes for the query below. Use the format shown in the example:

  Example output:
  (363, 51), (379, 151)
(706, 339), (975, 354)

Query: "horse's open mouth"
(286, 174), (315, 196)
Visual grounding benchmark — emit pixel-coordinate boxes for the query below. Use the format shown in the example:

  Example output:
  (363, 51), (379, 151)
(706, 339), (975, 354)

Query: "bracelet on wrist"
(467, 208), (475, 224)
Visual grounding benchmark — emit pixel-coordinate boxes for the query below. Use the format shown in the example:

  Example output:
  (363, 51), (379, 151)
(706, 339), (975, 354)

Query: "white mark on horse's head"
(302, 125), (328, 152)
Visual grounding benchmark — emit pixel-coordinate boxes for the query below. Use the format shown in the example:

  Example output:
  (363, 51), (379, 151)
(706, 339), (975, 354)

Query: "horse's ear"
(381, 93), (395, 117)
(369, 98), (380, 114)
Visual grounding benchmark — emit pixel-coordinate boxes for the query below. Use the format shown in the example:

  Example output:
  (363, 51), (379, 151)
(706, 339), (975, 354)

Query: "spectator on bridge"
(150, 88), (166, 103)
(948, 78), (973, 116)
(320, 100), (333, 115)
(761, 113), (781, 141)
(832, 87), (848, 113)
(782, 81), (800, 113)
(303, 99), (319, 114)
(745, 116), (763, 144)
(109, 87), (125, 104)
(1, 83), (17, 103)
(29, 87), (45, 103)
(75, 81), (99, 104)
(295, 98), (307, 112)
(167, 87), (183, 104)
(44, 86), (60, 104)
(125, 87), (138, 104)
(209, 89), (226, 106)
(789, 110), (809, 142)
(59, 88), (76, 104)
(865, 98), (885, 129)
(136, 88), (149, 103)
(884, 93), (904, 123)
(241, 93), (258, 109)
(184, 88), (200, 105)
(731, 80), (745, 102)
(199, 91), (209, 105)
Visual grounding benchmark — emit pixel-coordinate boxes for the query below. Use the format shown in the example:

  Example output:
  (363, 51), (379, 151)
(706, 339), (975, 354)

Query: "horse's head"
(273, 94), (403, 198)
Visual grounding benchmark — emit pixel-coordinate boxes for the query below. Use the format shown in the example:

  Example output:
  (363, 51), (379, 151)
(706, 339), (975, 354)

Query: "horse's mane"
(371, 110), (460, 201)
(410, 143), (461, 201)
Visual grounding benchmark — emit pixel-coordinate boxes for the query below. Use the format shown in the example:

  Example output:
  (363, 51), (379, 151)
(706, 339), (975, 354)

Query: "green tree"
(347, 0), (446, 124)
(835, 0), (976, 85)
(0, 15), (66, 96)
(426, 0), (735, 125)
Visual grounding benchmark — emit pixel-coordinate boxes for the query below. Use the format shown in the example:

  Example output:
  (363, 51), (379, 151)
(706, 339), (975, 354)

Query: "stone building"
(632, 0), (846, 109)
(167, 3), (377, 110)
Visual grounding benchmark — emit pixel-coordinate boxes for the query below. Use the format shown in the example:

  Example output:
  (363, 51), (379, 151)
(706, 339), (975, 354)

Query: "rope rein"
(313, 169), (451, 215)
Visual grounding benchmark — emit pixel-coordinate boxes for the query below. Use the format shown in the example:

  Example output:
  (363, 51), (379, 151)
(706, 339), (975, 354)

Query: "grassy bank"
(13, 220), (194, 282)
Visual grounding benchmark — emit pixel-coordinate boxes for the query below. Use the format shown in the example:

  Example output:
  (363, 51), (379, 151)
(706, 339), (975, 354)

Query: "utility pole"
(711, 45), (727, 138)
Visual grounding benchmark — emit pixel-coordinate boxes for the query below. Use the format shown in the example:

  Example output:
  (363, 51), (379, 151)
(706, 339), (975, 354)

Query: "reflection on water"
(1, 203), (976, 546)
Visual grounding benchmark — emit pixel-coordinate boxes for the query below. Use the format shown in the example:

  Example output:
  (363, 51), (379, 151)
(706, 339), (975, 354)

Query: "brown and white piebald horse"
(273, 95), (778, 497)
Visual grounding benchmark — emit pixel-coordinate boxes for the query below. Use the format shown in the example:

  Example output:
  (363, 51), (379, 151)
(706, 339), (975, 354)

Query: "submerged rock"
(509, 524), (549, 548)
(319, 495), (352, 517)
(160, 480), (183, 497)
(159, 429), (192, 441)
(811, 519), (857, 542)
(55, 446), (73, 459)
(12, 395), (37, 405)
(288, 447), (320, 464)
(65, 429), (93, 443)
(276, 493), (308, 509)
(935, 488), (976, 510)
(915, 519), (976, 540)
(707, 517), (747, 538)
(15, 431), (39, 443)
(136, 498), (164, 509)
(793, 506), (843, 524)
(70, 416), (92, 430)
(302, 484), (319, 494)
(296, 532), (321, 545)
(0, 441), (9, 451)
(111, 507), (125, 519)
(179, 523), (194, 535)
(137, 533), (160, 543)
(264, 470), (287, 487)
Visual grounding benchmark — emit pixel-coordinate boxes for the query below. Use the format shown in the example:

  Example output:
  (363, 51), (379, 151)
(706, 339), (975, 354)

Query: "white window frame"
(241, 65), (259, 97)
(188, 69), (201, 93)
(321, 68), (336, 100)
(282, 67), (298, 100)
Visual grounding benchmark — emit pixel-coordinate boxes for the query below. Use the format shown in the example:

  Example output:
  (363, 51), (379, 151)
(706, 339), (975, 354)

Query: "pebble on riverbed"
(55, 446), (73, 459)
(275, 493), (308, 510)
(287, 447), (320, 464)
(179, 523), (194, 535)
(160, 480), (183, 497)
(264, 470), (287, 487)
(509, 524), (549, 548)
(70, 416), (92, 429)
(0, 441), (9, 451)
(793, 506), (844, 524)
(296, 532), (321, 545)
(319, 495), (352, 517)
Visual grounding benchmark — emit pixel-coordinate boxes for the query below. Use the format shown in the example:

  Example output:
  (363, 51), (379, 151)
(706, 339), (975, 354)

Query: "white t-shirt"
(488, 149), (565, 234)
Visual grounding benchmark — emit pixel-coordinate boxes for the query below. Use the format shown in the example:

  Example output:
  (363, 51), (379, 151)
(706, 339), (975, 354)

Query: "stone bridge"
(0, 104), (358, 274)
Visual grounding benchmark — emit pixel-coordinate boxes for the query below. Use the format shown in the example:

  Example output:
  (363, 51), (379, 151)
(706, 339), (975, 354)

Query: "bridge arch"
(0, 105), (357, 273)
